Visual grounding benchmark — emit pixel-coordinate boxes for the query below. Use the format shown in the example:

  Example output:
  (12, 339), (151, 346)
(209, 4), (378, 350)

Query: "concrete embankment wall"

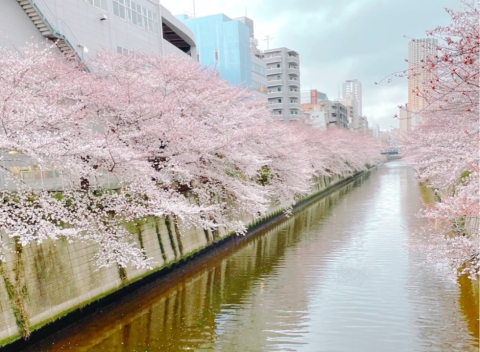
(0, 173), (353, 347)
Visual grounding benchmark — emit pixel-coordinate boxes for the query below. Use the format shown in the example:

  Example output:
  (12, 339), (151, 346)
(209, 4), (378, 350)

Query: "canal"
(23, 161), (479, 351)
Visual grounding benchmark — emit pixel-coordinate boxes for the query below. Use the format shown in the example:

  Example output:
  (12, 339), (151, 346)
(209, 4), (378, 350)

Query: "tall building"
(342, 79), (362, 117)
(407, 38), (437, 129)
(398, 105), (411, 134)
(2, 0), (197, 61)
(265, 47), (301, 120)
(178, 14), (252, 87)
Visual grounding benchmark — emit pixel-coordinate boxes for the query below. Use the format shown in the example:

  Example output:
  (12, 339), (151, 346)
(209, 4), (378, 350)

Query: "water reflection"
(24, 162), (478, 351)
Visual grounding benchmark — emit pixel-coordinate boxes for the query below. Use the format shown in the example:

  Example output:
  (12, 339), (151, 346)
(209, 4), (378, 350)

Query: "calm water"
(25, 161), (479, 351)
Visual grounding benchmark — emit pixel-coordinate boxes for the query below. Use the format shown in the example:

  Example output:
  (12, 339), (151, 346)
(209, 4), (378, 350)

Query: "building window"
(252, 81), (266, 92)
(278, 99), (282, 103)
(251, 62), (266, 76)
(276, 64), (280, 68)
(113, 0), (158, 35)
(277, 87), (281, 92)
(277, 75), (280, 80)
(85, 0), (107, 10)
(116, 46), (129, 55)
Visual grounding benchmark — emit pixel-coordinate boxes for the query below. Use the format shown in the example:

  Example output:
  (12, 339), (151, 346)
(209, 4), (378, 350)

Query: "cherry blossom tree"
(0, 45), (384, 270)
(401, 1), (479, 279)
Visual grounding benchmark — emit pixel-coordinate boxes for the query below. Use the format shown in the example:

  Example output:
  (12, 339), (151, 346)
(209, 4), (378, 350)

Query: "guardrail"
(1, 152), (118, 191)
(28, 0), (90, 61)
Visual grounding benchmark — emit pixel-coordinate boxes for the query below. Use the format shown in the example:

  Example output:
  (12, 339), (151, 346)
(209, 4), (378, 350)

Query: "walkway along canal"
(19, 161), (480, 351)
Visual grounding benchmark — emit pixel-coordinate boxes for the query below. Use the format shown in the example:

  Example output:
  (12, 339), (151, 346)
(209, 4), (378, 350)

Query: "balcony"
(288, 91), (301, 99)
(267, 102), (284, 110)
(264, 55), (282, 64)
(289, 102), (301, 109)
(267, 91), (283, 99)
(288, 67), (299, 75)
(288, 79), (299, 87)
(287, 55), (299, 65)
(267, 67), (282, 75)
(267, 79), (282, 86)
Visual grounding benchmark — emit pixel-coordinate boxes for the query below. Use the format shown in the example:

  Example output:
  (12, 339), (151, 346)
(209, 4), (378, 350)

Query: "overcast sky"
(161, 0), (459, 130)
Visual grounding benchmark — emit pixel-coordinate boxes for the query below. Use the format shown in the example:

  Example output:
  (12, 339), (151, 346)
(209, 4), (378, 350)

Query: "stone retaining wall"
(0, 173), (353, 346)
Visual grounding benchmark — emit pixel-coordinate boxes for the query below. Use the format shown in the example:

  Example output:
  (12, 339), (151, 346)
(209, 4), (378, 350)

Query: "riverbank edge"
(0, 167), (373, 352)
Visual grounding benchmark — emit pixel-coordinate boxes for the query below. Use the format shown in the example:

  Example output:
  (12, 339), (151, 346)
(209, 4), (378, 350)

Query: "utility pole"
(264, 35), (274, 49)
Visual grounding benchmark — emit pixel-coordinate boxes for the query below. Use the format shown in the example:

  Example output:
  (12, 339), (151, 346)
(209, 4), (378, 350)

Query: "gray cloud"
(250, 0), (459, 129)
(163, 0), (460, 129)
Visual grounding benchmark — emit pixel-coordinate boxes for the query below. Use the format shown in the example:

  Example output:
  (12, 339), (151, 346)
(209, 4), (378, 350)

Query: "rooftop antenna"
(264, 35), (274, 49)
(193, 0), (196, 17)
(245, 7), (247, 16)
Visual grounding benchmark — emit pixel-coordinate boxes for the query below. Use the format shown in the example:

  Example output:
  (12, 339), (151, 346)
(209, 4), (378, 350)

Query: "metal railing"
(1, 151), (119, 191)
(26, 0), (89, 61)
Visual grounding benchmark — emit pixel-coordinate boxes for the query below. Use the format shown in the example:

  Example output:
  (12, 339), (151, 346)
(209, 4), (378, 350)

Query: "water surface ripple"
(25, 161), (478, 352)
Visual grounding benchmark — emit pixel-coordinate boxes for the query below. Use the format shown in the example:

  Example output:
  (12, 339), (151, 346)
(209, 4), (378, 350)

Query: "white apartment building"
(2, 0), (197, 61)
(264, 47), (301, 120)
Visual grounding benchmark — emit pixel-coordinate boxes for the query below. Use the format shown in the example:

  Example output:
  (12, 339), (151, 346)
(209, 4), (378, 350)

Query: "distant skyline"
(161, 0), (460, 130)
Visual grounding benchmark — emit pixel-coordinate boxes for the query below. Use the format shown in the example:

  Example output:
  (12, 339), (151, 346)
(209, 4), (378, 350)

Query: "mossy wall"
(0, 176), (340, 345)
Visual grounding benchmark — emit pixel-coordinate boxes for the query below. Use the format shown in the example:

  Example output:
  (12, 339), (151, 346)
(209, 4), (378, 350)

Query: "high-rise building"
(178, 14), (252, 87)
(407, 38), (437, 129)
(342, 79), (362, 117)
(265, 47), (301, 120)
(399, 105), (411, 134)
(2, 0), (197, 61)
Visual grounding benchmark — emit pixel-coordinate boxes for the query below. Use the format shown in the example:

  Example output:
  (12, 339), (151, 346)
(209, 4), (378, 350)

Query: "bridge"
(381, 147), (400, 155)
(381, 147), (402, 160)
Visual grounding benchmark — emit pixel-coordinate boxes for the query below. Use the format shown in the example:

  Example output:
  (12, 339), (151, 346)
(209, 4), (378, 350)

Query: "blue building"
(178, 14), (252, 87)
